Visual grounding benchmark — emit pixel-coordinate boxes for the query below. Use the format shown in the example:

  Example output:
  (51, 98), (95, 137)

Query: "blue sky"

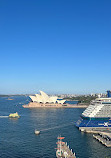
(0, 0), (111, 94)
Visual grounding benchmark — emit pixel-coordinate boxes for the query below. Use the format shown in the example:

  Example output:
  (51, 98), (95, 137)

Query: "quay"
(93, 132), (111, 147)
(56, 137), (76, 158)
(23, 102), (88, 108)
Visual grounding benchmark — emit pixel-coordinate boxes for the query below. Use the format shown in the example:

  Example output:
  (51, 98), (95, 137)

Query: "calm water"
(0, 96), (111, 158)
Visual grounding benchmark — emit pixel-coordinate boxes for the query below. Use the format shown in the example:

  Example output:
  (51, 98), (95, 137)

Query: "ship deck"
(58, 143), (76, 158)
(56, 137), (76, 158)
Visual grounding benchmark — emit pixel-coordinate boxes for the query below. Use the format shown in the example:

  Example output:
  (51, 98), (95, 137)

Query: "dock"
(56, 137), (76, 158)
(23, 102), (88, 108)
(93, 132), (111, 147)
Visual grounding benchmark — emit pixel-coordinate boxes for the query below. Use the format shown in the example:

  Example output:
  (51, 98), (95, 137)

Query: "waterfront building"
(29, 91), (66, 104)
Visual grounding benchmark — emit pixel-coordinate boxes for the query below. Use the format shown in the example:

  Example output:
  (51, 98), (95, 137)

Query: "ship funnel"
(107, 90), (111, 98)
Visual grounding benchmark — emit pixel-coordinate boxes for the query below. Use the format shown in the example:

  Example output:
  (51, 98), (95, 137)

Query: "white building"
(29, 91), (66, 104)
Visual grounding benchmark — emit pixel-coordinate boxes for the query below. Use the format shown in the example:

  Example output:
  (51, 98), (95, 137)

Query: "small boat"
(9, 112), (20, 118)
(34, 130), (40, 135)
(7, 98), (14, 100)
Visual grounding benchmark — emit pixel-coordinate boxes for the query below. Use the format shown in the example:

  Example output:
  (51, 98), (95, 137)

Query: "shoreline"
(23, 102), (88, 108)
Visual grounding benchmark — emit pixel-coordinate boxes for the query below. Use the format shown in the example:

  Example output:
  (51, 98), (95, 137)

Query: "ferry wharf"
(56, 137), (76, 158)
(93, 132), (111, 147)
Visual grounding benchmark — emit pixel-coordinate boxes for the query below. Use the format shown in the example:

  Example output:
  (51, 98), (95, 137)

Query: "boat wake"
(40, 122), (75, 132)
(0, 116), (8, 118)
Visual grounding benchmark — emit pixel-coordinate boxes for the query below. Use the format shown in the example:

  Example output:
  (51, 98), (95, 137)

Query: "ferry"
(76, 91), (111, 132)
(9, 112), (20, 118)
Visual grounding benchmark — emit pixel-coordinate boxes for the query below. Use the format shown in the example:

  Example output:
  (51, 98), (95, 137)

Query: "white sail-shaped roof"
(40, 91), (49, 103)
(35, 94), (43, 103)
(29, 91), (65, 104)
(57, 100), (66, 104)
(49, 96), (58, 103)
(29, 96), (38, 102)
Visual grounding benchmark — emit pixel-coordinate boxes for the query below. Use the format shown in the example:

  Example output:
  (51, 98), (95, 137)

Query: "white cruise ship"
(76, 91), (111, 132)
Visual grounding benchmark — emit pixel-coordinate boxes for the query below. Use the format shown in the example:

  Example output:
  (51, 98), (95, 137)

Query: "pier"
(93, 132), (111, 147)
(56, 137), (76, 158)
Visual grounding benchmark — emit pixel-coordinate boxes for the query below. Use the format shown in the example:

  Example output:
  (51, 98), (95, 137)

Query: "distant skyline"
(0, 0), (111, 94)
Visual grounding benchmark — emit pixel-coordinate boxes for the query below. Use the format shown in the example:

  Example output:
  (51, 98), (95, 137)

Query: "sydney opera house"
(23, 91), (66, 108)
(23, 91), (87, 108)
(29, 91), (66, 104)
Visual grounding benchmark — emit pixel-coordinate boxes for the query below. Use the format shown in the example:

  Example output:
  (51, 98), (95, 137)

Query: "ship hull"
(76, 116), (111, 132)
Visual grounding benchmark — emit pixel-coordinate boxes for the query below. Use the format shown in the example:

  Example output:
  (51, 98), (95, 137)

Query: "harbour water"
(0, 96), (111, 158)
